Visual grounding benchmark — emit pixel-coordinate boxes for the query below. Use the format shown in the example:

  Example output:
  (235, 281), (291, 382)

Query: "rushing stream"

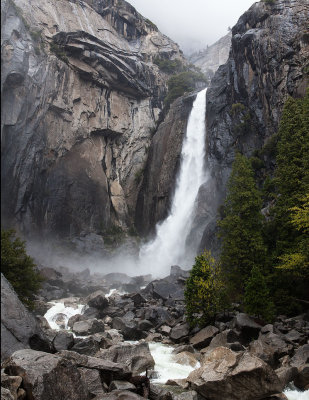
(139, 88), (208, 276)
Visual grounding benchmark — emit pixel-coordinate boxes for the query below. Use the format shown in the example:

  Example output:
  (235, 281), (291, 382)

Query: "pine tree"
(1, 229), (43, 308)
(244, 265), (275, 322)
(218, 152), (266, 297)
(185, 251), (226, 328)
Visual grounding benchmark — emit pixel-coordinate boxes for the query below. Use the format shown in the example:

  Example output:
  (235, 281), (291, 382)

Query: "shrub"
(1, 229), (43, 308)
(153, 57), (184, 74)
(164, 70), (207, 108)
(185, 251), (227, 328)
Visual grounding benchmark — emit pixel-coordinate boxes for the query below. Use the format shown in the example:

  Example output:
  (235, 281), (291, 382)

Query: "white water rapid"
(139, 88), (208, 277)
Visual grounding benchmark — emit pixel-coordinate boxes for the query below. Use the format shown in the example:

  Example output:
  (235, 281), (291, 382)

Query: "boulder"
(206, 329), (240, 350)
(290, 344), (309, 368)
(52, 331), (74, 352)
(232, 313), (262, 343)
(172, 345), (195, 355)
(71, 337), (101, 356)
(138, 320), (153, 331)
(68, 314), (85, 329)
(1, 274), (51, 361)
(72, 319), (105, 336)
(170, 323), (190, 342)
(112, 317), (143, 341)
(97, 342), (155, 374)
(86, 291), (109, 310)
(275, 366), (298, 388)
(294, 365), (309, 390)
(248, 333), (292, 367)
(174, 392), (199, 400)
(79, 367), (105, 397)
(190, 326), (219, 349)
(2, 349), (90, 400)
(187, 347), (283, 400)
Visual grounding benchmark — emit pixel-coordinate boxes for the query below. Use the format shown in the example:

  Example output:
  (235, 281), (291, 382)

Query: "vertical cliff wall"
(199, 0), (309, 252)
(1, 0), (185, 239)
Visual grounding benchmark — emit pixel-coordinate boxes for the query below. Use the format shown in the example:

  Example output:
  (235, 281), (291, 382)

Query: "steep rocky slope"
(189, 32), (232, 79)
(136, 0), (308, 253)
(199, 0), (309, 252)
(1, 0), (185, 239)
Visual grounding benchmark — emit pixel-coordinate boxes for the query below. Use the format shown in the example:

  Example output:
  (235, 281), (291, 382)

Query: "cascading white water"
(139, 88), (208, 277)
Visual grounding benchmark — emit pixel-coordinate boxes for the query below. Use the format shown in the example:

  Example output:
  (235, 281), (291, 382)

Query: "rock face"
(1, 0), (185, 238)
(1, 274), (51, 361)
(187, 347), (284, 400)
(135, 93), (196, 235)
(200, 0), (309, 252)
(189, 32), (232, 79)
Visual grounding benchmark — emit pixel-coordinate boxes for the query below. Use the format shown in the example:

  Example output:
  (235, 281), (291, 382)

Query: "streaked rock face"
(1, 0), (185, 238)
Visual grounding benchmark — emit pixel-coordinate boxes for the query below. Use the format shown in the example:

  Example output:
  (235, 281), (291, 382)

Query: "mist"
(127, 0), (256, 54)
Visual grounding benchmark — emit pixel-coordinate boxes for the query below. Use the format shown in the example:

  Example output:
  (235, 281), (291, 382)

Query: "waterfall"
(138, 88), (208, 277)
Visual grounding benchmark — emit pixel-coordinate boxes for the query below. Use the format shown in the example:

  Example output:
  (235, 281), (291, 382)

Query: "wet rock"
(83, 307), (102, 319)
(138, 320), (154, 331)
(170, 323), (190, 342)
(294, 365), (309, 390)
(263, 395), (288, 400)
(173, 352), (199, 368)
(97, 342), (155, 374)
(3, 349), (90, 400)
(72, 319), (105, 336)
(187, 347), (283, 400)
(71, 337), (101, 356)
(1, 373), (22, 400)
(52, 331), (74, 352)
(86, 291), (109, 310)
(165, 379), (189, 389)
(94, 391), (145, 399)
(275, 366), (298, 388)
(248, 333), (292, 367)
(172, 345), (195, 355)
(1, 274), (51, 361)
(68, 314), (85, 329)
(79, 367), (106, 397)
(174, 391), (199, 400)
(232, 313), (262, 343)
(206, 329), (240, 350)
(290, 344), (309, 369)
(109, 381), (136, 392)
(36, 316), (51, 330)
(190, 326), (219, 349)
(112, 317), (143, 341)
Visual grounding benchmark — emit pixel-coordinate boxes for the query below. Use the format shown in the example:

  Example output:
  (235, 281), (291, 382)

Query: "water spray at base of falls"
(138, 88), (208, 277)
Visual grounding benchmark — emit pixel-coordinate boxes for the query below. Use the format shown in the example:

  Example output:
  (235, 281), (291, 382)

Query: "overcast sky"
(127, 0), (256, 54)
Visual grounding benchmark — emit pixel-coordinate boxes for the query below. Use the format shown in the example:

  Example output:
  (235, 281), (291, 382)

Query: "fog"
(128, 0), (256, 54)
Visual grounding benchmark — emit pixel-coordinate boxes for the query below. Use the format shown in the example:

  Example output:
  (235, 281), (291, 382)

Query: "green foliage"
(134, 167), (145, 184)
(153, 57), (184, 74)
(262, 0), (275, 4)
(1, 229), (43, 309)
(244, 265), (275, 322)
(164, 71), (207, 108)
(277, 194), (309, 277)
(145, 19), (158, 31)
(218, 153), (266, 297)
(269, 92), (309, 260)
(231, 103), (245, 116)
(102, 225), (125, 246)
(185, 251), (227, 328)
(49, 42), (69, 63)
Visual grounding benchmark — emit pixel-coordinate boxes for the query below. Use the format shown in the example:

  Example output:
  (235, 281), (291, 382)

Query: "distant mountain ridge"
(189, 32), (232, 79)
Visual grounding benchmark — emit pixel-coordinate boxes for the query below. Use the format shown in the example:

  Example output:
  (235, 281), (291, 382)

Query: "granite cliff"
(136, 0), (309, 256)
(1, 0), (185, 240)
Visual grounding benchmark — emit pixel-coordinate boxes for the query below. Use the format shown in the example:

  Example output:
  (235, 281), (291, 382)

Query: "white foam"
(284, 386), (309, 400)
(148, 343), (199, 384)
(44, 301), (85, 330)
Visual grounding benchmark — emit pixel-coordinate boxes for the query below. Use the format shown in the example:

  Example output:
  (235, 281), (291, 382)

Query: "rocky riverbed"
(1, 267), (309, 400)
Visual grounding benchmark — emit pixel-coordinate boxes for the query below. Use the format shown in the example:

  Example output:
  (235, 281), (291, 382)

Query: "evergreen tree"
(218, 152), (266, 297)
(185, 251), (226, 328)
(270, 92), (309, 259)
(1, 229), (43, 308)
(244, 265), (275, 322)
